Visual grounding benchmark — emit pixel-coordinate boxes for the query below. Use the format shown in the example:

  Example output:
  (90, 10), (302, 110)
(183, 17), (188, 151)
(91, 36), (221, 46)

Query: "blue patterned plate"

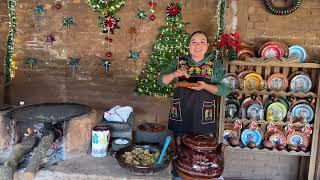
(289, 74), (312, 93)
(241, 129), (262, 146)
(288, 45), (307, 62)
(291, 103), (314, 123)
(246, 103), (264, 120)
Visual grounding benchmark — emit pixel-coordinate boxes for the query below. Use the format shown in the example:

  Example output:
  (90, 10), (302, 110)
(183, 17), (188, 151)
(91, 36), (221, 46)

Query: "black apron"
(168, 56), (217, 134)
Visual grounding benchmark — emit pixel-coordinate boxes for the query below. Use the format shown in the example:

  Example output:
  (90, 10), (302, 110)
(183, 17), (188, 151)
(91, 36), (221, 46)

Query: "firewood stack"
(0, 128), (56, 180)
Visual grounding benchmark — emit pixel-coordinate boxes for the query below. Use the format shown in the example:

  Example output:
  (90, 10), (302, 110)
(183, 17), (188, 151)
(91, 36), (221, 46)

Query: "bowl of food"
(115, 144), (172, 175)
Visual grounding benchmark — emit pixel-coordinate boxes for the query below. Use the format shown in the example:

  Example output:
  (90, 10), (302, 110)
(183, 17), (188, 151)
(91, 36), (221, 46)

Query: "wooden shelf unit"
(218, 60), (320, 180)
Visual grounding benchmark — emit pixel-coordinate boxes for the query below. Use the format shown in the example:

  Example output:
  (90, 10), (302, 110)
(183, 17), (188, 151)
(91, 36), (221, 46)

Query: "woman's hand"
(173, 68), (190, 78)
(188, 81), (207, 91)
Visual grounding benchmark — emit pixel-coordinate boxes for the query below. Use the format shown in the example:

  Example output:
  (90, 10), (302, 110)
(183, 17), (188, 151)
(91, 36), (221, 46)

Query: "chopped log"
(0, 165), (13, 180)
(0, 133), (38, 180)
(24, 130), (54, 180)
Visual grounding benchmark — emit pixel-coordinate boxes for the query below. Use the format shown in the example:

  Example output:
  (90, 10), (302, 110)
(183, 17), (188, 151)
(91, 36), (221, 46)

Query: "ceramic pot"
(174, 134), (224, 179)
(135, 123), (167, 145)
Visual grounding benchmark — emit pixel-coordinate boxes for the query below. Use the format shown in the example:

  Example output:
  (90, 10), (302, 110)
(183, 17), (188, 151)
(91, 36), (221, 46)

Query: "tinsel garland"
(4, 0), (17, 81)
(87, 0), (126, 15)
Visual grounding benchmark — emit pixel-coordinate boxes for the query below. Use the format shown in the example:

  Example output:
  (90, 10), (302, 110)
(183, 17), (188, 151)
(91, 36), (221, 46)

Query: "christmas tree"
(135, 3), (189, 97)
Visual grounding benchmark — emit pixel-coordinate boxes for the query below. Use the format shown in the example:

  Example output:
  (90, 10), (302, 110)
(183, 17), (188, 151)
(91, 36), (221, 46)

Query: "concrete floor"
(14, 155), (171, 180)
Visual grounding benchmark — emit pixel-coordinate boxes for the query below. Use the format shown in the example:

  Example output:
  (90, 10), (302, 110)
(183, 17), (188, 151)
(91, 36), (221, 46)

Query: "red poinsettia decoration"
(104, 16), (117, 30)
(98, 15), (120, 33)
(166, 3), (181, 17)
(216, 32), (241, 51)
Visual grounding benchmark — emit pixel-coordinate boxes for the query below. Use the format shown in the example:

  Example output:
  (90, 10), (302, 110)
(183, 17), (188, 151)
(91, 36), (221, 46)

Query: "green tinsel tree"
(135, 3), (189, 97)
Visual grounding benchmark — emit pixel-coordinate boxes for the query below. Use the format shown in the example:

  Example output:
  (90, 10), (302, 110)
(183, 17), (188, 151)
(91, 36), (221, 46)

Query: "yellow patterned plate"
(243, 73), (264, 91)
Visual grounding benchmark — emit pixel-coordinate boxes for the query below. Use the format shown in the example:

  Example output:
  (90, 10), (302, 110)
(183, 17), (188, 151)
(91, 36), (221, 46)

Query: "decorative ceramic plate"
(243, 73), (264, 91)
(264, 97), (289, 112)
(227, 73), (240, 90)
(267, 73), (289, 91)
(246, 103), (264, 120)
(289, 74), (312, 93)
(287, 132), (309, 147)
(241, 129), (263, 146)
(226, 99), (240, 118)
(269, 133), (287, 147)
(291, 103), (314, 123)
(266, 102), (287, 121)
(288, 45), (307, 62)
(261, 44), (284, 59)
(258, 41), (289, 58)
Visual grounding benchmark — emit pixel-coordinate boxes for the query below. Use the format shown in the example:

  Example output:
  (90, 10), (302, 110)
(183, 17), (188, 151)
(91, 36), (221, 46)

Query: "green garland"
(213, 0), (226, 62)
(87, 0), (126, 15)
(264, 0), (302, 15)
(4, 0), (17, 82)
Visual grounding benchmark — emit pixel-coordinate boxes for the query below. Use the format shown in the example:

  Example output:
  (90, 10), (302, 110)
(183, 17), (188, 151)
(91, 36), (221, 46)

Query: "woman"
(158, 31), (230, 139)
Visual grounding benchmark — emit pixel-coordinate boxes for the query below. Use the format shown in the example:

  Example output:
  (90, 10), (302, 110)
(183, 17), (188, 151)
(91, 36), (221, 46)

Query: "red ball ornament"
(106, 51), (112, 57)
(149, 15), (156, 21)
(108, 38), (113, 42)
(148, 1), (157, 7)
(55, 2), (62, 10)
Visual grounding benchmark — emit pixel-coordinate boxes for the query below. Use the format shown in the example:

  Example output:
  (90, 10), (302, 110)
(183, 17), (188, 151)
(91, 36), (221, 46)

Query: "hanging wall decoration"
(136, 9), (148, 20)
(34, 4), (44, 15)
(135, 0), (157, 21)
(127, 50), (142, 62)
(4, 0), (17, 81)
(54, 1), (62, 10)
(101, 59), (112, 73)
(46, 33), (56, 45)
(68, 57), (80, 75)
(264, 0), (302, 15)
(63, 17), (75, 27)
(25, 57), (38, 80)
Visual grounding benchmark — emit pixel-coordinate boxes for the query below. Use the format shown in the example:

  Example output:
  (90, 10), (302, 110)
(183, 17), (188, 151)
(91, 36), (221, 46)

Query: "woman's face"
(189, 33), (209, 59)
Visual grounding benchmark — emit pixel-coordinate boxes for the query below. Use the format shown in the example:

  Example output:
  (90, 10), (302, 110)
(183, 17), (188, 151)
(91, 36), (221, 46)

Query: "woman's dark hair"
(189, 31), (208, 43)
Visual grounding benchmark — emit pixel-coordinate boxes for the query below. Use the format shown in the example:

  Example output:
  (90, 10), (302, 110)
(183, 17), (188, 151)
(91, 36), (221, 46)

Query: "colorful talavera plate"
(261, 44), (283, 59)
(266, 102), (287, 122)
(269, 133), (287, 147)
(289, 74), (312, 93)
(241, 129), (262, 146)
(246, 103), (264, 120)
(226, 99), (240, 118)
(227, 73), (240, 90)
(291, 103), (314, 123)
(287, 132), (309, 147)
(267, 73), (288, 91)
(288, 45), (307, 62)
(243, 73), (264, 91)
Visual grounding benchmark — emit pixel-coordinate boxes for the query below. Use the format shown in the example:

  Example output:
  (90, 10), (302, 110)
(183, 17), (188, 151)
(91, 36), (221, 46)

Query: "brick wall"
(1, 0), (219, 126)
(1, 0), (320, 179)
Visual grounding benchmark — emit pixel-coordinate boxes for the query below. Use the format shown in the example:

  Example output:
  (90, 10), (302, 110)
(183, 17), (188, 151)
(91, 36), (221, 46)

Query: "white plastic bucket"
(91, 125), (110, 157)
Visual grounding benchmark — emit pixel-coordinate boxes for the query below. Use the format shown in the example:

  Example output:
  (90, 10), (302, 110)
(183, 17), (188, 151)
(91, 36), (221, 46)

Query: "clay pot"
(229, 137), (240, 147)
(263, 140), (273, 150)
(174, 134), (224, 179)
(247, 141), (256, 149)
(135, 123), (167, 145)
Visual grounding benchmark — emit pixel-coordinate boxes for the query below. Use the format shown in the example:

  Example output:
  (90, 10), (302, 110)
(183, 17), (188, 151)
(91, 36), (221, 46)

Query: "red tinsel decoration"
(166, 3), (181, 17)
